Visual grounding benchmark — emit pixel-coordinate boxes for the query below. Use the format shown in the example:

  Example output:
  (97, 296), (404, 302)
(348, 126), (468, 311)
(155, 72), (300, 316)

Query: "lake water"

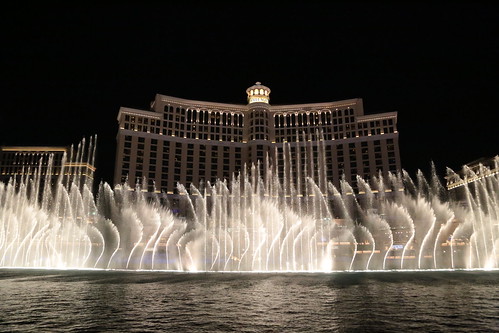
(0, 269), (498, 332)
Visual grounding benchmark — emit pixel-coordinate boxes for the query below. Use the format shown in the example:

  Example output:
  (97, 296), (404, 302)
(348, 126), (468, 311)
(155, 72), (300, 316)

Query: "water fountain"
(0, 138), (497, 272)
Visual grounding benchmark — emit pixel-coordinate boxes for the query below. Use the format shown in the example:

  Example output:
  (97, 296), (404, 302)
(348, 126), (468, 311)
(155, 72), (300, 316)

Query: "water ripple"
(0, 269), (498, 332)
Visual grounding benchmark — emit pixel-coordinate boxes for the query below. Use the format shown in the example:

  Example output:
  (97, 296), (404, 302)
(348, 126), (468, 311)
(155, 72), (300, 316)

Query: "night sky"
(1, 3), (497, 186)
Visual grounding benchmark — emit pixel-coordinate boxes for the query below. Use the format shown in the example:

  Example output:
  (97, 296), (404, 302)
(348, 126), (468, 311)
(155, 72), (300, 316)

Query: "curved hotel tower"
(114, 83), (400, 196)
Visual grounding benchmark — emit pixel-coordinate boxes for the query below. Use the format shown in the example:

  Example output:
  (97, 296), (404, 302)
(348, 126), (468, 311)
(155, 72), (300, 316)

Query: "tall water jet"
(0, 138), (498, 271)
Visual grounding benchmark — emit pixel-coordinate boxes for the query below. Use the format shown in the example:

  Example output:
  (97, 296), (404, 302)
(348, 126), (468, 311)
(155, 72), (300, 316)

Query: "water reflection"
(0, 269), (497, 332)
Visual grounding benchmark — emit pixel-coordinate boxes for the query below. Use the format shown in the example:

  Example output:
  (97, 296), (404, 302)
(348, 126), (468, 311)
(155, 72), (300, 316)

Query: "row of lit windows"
(163, 106), (245, 128)
(123, 125), (396, 144)
(159, 105), (393, 128)
(122, 124), (245, 142)
(184, 132), (244, 142)
(123, 108), (396, 144)
(164, 122), (245, 132)
(124, 119), (394, 140)
(0, 152), (65, 164)
(358, 119), (394, 128)
(274, 108), (355, 128)
(123, 122), (161, 134)
(124, 114), (161, 126)
(248, 88), (269, 96)
(275, 126), (396, 143)
(122, 115), (161, 134)
(160, 105), (396, 133)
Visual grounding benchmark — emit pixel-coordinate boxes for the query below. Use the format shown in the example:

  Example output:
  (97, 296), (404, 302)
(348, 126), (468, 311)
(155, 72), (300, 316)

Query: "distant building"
(0, 142), (96, 190)
(114, 83), (401, 195)
(446, 156), (498, 201)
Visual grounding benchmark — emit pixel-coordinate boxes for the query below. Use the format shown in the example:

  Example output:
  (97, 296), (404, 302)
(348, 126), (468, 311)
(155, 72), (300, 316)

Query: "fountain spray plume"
(0, 137), (498, 271)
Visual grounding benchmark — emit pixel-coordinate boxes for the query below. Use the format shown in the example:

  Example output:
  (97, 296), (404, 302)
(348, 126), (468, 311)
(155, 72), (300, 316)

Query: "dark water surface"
(0, 269), (498, 332)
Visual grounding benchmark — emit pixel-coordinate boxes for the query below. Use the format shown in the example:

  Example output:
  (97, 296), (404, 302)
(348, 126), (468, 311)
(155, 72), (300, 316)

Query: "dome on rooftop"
(246, 82), (271, 104)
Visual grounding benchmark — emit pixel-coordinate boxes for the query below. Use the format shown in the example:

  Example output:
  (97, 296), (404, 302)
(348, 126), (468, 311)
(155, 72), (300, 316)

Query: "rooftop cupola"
(246, 82), (271, 105)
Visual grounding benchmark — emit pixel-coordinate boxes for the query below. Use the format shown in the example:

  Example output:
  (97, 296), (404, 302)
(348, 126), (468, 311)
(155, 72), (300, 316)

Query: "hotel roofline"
(0, 146), (69, 152)
(153, 94), (365, 113)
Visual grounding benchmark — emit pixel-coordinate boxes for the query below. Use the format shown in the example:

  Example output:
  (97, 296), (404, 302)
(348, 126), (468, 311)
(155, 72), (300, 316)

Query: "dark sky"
(1, 3), (497, 186)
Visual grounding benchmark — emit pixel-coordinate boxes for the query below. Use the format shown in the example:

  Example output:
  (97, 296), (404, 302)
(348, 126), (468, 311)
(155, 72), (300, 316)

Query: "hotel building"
(114, 83), (401, 195)
(0, 142), (96, 190)
(446, 155), (499, 202)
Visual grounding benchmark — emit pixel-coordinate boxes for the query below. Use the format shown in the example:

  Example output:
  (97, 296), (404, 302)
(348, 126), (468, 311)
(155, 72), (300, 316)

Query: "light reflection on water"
(0, 269), (498, 332)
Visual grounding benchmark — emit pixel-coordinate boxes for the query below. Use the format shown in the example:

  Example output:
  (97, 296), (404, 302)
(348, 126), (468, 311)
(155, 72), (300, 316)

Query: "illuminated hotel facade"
(114, 83), (401, 195)
(446, 155), (499, 202)
(0, 144), (96, 190)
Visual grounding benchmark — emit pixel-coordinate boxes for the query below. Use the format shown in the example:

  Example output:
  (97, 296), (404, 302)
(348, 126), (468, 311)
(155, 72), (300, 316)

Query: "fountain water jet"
(0, 138), (498, 271)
